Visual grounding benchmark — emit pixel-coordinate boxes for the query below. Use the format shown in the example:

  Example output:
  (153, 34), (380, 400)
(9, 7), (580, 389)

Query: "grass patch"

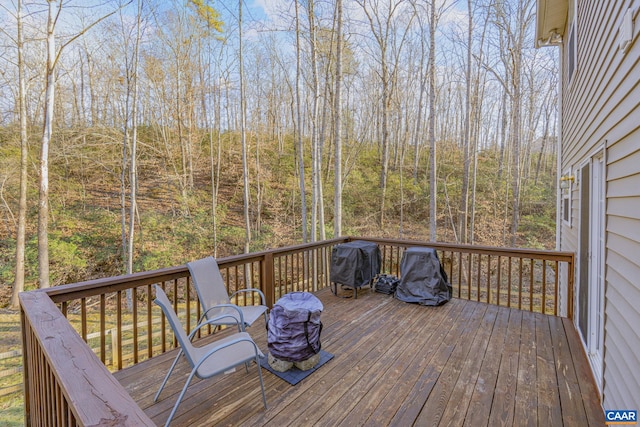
(0, 394), (24, 427)
(0, 310), (23, 426)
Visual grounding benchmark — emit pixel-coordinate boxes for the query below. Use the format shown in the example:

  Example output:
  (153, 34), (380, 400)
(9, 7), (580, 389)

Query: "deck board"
(535, 313), (563, 427)
(412, 302), (488, 427)
(549, 315), (590, 427)
(487, 308), (522, 427)
(114, 287), (605, 426)
(514, 310), (538, 427)
(462, 305), (510, 427)
(439, 303), (498, 427)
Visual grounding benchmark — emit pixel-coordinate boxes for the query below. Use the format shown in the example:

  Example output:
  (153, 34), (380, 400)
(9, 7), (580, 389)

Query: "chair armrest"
(188, 314), (243, 341)
(230, 288), (267, 306)
(198, 303), (246, 327)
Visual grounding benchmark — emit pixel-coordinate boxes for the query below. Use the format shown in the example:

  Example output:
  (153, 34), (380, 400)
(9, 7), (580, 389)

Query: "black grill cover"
(330, 240), (381, 288)
(395, 247), (452, 306)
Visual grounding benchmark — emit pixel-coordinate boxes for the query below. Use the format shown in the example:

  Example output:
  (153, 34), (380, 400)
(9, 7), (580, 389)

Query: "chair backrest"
(187, 257), (231, 312)
(153, 285), (197, 367)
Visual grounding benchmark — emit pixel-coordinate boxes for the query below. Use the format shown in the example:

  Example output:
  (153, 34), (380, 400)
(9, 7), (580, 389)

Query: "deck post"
(264, 252), (275, 308)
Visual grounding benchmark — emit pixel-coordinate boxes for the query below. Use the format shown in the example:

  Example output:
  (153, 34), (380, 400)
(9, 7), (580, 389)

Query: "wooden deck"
(115, 287), (605, 426)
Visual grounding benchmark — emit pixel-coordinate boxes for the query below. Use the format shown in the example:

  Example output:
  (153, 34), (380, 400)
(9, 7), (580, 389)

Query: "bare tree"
(427, 0), (437, 240)
(122, 0), (144, 275)
(37, 0), (125, 288)
(305, 0), (323, 242)
(333, 0), (344, 238)
(10, 0), (28, 307)
(411, 1), (428, 185)
(500, 0), (535, 246)
(239, 0), (251, 253)
(357, 0), (414, 227)
(294, 0), (308, 242)
(205, 21), (225, 257)
(37, 0), (59, 289)
(458, 0), (473, 244)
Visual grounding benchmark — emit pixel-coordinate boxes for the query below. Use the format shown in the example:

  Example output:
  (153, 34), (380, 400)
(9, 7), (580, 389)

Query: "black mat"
(259, 350), (334, 386)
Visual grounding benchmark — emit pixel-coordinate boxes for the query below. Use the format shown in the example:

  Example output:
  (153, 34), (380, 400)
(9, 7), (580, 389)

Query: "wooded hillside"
(0, 0), (558, 306)
(0, 124), (557, 298)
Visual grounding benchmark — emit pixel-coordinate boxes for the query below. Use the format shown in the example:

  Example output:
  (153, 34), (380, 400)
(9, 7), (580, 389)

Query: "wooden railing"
(361, 237), (574, 318)
(19, 291), (154, 426)
(19, 237), (573, 426)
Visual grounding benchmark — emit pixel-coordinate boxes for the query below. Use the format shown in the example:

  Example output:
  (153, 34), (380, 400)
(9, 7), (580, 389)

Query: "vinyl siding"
(559, 0), (640, 412)
(608, 140), (640, 182)
(607, 196), (640, 215)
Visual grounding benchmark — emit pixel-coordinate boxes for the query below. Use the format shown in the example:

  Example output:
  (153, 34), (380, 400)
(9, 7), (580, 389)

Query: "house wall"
(560, 0), (640, 411)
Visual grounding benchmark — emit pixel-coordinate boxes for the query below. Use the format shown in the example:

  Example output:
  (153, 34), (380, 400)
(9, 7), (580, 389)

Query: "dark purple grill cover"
(395, 247), (452, 306)
(267, 292), (323, 362)
(330, 240), (381, 288)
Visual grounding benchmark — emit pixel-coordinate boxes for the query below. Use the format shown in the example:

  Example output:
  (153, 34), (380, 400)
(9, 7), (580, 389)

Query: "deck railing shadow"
(19, 236), (574, 426)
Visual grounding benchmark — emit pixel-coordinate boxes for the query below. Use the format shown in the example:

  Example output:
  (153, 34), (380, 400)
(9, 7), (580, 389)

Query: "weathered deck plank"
(549, 315), (590, 427)
(411, 302), (489, 426)
(114, 287), (605, 426)
(487, 308), (522, 427)
(462, 305), (511, 427)
(439, 303), (498, 427)
(514, 310), (538, 427)
(359, 297), (466, 427)
(535, 313), (563, 427)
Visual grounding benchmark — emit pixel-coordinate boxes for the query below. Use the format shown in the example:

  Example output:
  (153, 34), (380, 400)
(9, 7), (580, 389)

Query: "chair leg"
(154, 348), (183, 402)
(164, 368), (198, 427)
(255, 356), (267, 409)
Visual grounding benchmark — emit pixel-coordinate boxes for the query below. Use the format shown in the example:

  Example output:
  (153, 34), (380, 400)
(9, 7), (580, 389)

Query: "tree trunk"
(459, 0), (473, 244)
(534, 99), (552, 185)
(308, 0), (321, 242)
(508, 0), (534, 247)
(211, 54), (223, 256)
(379, 54), (390, 228)
(126, 0), (142, 275)
(294, 0), (308, 242)
(428, 0), (437, 241)
(333, 0), (343, 238)
(38, 0), (59, 289)
(498, 88), (508, 181)
(239, 0), (251, 253)
(121, 104), (129, 273)
(11, 0), (28, 307)
(413, 19), (427, 186)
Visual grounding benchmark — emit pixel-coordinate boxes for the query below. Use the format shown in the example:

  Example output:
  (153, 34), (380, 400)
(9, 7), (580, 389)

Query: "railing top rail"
(44, 237), (350, 304)
(358, 237), (575, 261)
(42, 236), (571, 304)
(19, 291), (154, 426)
(42, 264), (189, 303)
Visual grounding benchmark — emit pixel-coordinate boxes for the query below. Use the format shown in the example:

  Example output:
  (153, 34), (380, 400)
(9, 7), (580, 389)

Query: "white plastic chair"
(187, 256), (268, 331)
(152, 285), (267, 426)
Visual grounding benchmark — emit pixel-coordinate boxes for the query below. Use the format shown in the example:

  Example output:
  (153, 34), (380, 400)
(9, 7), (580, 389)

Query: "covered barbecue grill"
(395, 247), (452, 306)
(330, 240), (381, 298)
